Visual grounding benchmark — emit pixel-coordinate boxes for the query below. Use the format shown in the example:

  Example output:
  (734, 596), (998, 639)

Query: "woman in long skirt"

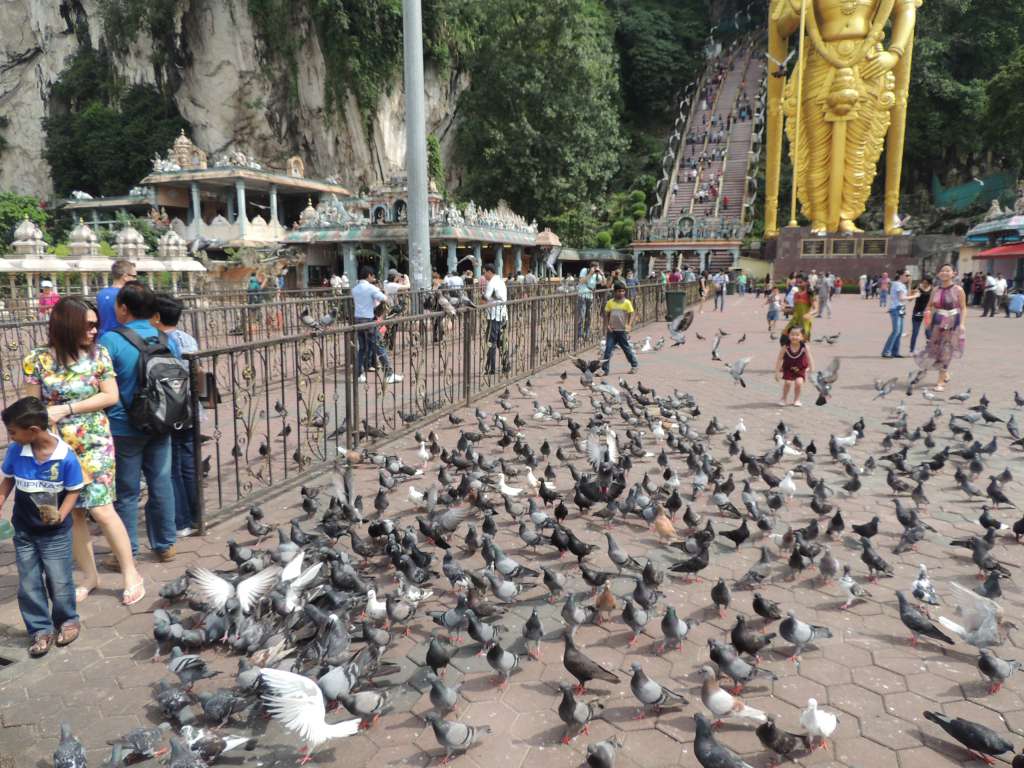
(915, 263), (966, 391)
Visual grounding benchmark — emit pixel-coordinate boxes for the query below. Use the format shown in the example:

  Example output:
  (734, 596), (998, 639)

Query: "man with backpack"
(99, 283), (185, 562)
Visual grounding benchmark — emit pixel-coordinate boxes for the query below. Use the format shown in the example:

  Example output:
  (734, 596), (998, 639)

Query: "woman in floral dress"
(24, 297), (144, 605)
(916, 263), (967, 391)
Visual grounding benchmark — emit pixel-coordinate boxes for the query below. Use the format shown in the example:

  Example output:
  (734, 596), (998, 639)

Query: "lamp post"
(403, 0), (431, 292)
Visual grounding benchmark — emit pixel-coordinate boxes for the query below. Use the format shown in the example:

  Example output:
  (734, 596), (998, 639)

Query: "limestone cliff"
(0, 0), (466, 198)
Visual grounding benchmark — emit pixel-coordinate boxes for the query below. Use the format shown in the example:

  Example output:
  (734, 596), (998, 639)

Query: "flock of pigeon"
(49, 311), (1024, 768)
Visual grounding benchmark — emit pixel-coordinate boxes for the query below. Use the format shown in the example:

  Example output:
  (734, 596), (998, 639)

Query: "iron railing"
(186, 282), (687, 527)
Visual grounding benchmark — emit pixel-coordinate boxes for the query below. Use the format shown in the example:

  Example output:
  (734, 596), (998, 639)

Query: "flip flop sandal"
(29, 634), (54, 657)
(122, 578), (146, 607)
(74, 586), (92, 603)
(56, 622), (80, 647)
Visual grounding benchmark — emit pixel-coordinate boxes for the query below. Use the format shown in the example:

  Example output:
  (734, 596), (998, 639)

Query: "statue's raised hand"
(860, 50), (900, 80)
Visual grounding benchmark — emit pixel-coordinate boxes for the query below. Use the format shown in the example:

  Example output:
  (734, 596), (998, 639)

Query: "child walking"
(0, 396), (84, 656)
(766, 286), (782, 333)
(598, 281), (639, 376)
(774, 326), (815, 407)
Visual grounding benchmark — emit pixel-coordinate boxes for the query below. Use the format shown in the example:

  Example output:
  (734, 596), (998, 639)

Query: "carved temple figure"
(765, 0), (918, 235)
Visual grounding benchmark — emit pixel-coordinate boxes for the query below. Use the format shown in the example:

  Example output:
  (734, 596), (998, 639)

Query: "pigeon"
(426, 671), (461, 716)
(260, 667), (361, 763)
(978, 648), (1022, 694)
(923, 711), (1014, 764)
(698, 665), (768, 725)
(563, 632), (620, 693)
(423, 712), (492, 762)
(779, 611), (832, 660)
(557, 682), (604, 743)
(485, 641), (522, 688)
(54, 723), (87, 768)
(338, 690), (392, 728)
(522, 607), (545, 658)
(694, 713), (755, 768)
(168, 646), (220, 689)
(658, 605), (695, 653)
(426, 636), (454, 675)
(938, 582), (1006, 648)
(186, 564), (282, 613)
(896, 591), (955, 647)
(106, 725), (170, 760)
(912, 564), (940, 607)
(753, 592), (782, 622)
(709, 638), (778, 694)
(728, 617), (776, 663)
(165, 736), (207, 768)
(179, 726), (256, 762)
(711, 578), (731, 618)
(799, 698), (839, 750)
(586, 737), (625, 768)
(629, 661), (689, 715)
(756, 717), (810, 764)
(839, 565), (871, 609)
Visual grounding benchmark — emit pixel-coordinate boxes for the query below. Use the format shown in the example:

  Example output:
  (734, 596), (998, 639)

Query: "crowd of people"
(2, 259), (202, 656)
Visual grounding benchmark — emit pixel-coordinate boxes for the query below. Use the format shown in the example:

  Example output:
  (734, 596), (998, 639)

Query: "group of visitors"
(3, 259), (201, 657)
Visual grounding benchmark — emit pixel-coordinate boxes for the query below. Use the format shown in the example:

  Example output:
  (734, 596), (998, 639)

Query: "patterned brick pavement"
(0, 290), (1022, 767)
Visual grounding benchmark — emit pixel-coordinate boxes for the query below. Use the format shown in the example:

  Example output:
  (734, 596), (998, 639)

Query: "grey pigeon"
(622, 598), (650, 645)
(779, 610), (832, 660)
(423, 712), (492, 761)
(107, 724), (171, 759)
(563, 632), (620, 692)
(977, 648), (1022, 693)
(167, 646), (219, 689)
(196, 689), (250, 726)
(485, 641), (522, 688)
(693, 713), (755, 768)
(629, 661), (688, 715)
(167, 736), (207, 768)
(522, 607), (545, 658)
(658, 606), (695, 653)
(923, 711), (1014, 763)
(426, 636), (453, 676)
(557, 682), (605, 743)
(708, 638), (777, 692)
(54, 723), (87, 768)
(896, 591), (955, 647)
(338, 690), (392, 727)
(426, 671), (461, 715)
(586, 736), (624, 768)
(756, 717), (809, 763)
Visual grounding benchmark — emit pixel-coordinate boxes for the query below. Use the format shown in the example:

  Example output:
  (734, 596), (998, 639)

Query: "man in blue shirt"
(352, 266), (402, 384)
(0, 396), (84, 656)
(95, 259), (138, 335)
(99, 282), (179, 561)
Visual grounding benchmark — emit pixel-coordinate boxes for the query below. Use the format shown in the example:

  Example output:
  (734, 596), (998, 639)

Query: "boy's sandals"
(122, 576), (146, 606)
(29, 633), (54, 657)
(75, 586), (91, 603)
(56, 621), (80, 647)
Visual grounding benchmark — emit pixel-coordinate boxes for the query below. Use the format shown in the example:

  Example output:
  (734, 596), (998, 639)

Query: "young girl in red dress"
(774, 326), (815, 407)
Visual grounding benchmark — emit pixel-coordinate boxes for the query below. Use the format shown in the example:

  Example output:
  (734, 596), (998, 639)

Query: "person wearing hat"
(37, 280), (60, 320)
(599, 281), (638, 376)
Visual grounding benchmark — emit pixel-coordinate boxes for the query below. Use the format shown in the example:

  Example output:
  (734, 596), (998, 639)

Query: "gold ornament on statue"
(765, 0), (919, 235)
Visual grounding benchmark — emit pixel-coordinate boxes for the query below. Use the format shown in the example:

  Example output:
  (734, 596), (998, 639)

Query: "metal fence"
(187, 281), (689, 525)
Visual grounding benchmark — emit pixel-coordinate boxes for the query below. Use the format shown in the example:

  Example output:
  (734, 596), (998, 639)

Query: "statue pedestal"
(767, 227), (914, 282)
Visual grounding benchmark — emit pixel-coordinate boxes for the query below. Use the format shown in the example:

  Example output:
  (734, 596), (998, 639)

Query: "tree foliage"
(456, 0), (626, 225)
(43, 48), (183, 197)
(985, 45), (1024, 167)
(0, 192), (49, 253)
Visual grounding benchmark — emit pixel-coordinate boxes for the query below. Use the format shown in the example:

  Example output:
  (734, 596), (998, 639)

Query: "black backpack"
(114, 328), (193, 435)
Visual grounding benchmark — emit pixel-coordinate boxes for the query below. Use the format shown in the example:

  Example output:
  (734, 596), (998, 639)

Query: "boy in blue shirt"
(0, 396), (84, 657)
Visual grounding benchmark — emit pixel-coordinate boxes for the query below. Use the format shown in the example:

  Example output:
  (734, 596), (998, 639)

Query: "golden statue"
(764, 0), (918, 235)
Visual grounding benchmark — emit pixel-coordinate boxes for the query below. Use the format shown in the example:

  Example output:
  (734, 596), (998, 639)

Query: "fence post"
(462, 310), (473, 405)
(187, 354), (207, 534)
(345, 328), (359, 449)
(529, 298), (538, 371)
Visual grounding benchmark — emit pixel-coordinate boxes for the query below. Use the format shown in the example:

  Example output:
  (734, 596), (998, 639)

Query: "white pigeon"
(779, 471), (797, 501)
(699, 666), (767, 724)
(774, 434), (804, 458)
(280, 553), (324, 613)
(800, 698), (838, 749)
(839, 565), (870, 609)
(733, 418), (746, 434)
(497, 473), (523, 498)
(187, 563), (281, 614)
(833, 431), (857, 449)
(396, 573), (434, 604)
(408, 485), (426, 505)
(651, 421), (667, 442)
(260, 667), (361, 762)
(526, 468), (541, 493)
(364, 588), (388, 622)
(639, 336), (654, 353)
(912, 564), (940, 607)
(417, 441), (431, 467)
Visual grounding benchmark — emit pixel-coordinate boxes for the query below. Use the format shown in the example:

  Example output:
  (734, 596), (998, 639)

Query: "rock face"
(0, 0), (465, 198)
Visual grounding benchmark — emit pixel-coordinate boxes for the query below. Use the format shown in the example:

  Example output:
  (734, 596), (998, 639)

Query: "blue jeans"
(355, 318), (392, 376)
(113, 434), (176, 555)
(909, 314), (930, 352)
(882, 308), (904, 356)
(879, 290), (889, 307)
(14, 528), (77, 637)
(577, 297), (593, 340)
(602, 331), (638, 372)
(714, 290), (725, 311)
(171, 428), (199, 531)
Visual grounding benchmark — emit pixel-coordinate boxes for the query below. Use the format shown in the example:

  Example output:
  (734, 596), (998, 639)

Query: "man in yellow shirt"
(599, 281), (638, 376)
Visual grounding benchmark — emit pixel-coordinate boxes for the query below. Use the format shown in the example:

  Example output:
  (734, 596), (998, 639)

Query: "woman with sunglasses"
(22, 297), (145, 605)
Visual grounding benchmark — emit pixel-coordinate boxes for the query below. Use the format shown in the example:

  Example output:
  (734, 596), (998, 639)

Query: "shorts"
(767, 308), (780, 321)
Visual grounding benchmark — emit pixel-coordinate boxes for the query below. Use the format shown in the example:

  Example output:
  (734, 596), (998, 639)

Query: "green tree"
(427, 134), (447, 196)
(43, 49), (183, 197)
(0, 192), (49, 253)
(456, 0), (626, 225)
(985, 45), (1024, 166)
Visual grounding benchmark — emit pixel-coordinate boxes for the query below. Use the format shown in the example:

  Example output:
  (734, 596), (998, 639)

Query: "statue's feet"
(809, 221), (827, 234)
(884, 215), (904, 236)
(838, 219), (862, 234)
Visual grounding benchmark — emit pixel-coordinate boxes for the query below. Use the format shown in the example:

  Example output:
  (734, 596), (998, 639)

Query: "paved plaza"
(0, 290), (1022, 768)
